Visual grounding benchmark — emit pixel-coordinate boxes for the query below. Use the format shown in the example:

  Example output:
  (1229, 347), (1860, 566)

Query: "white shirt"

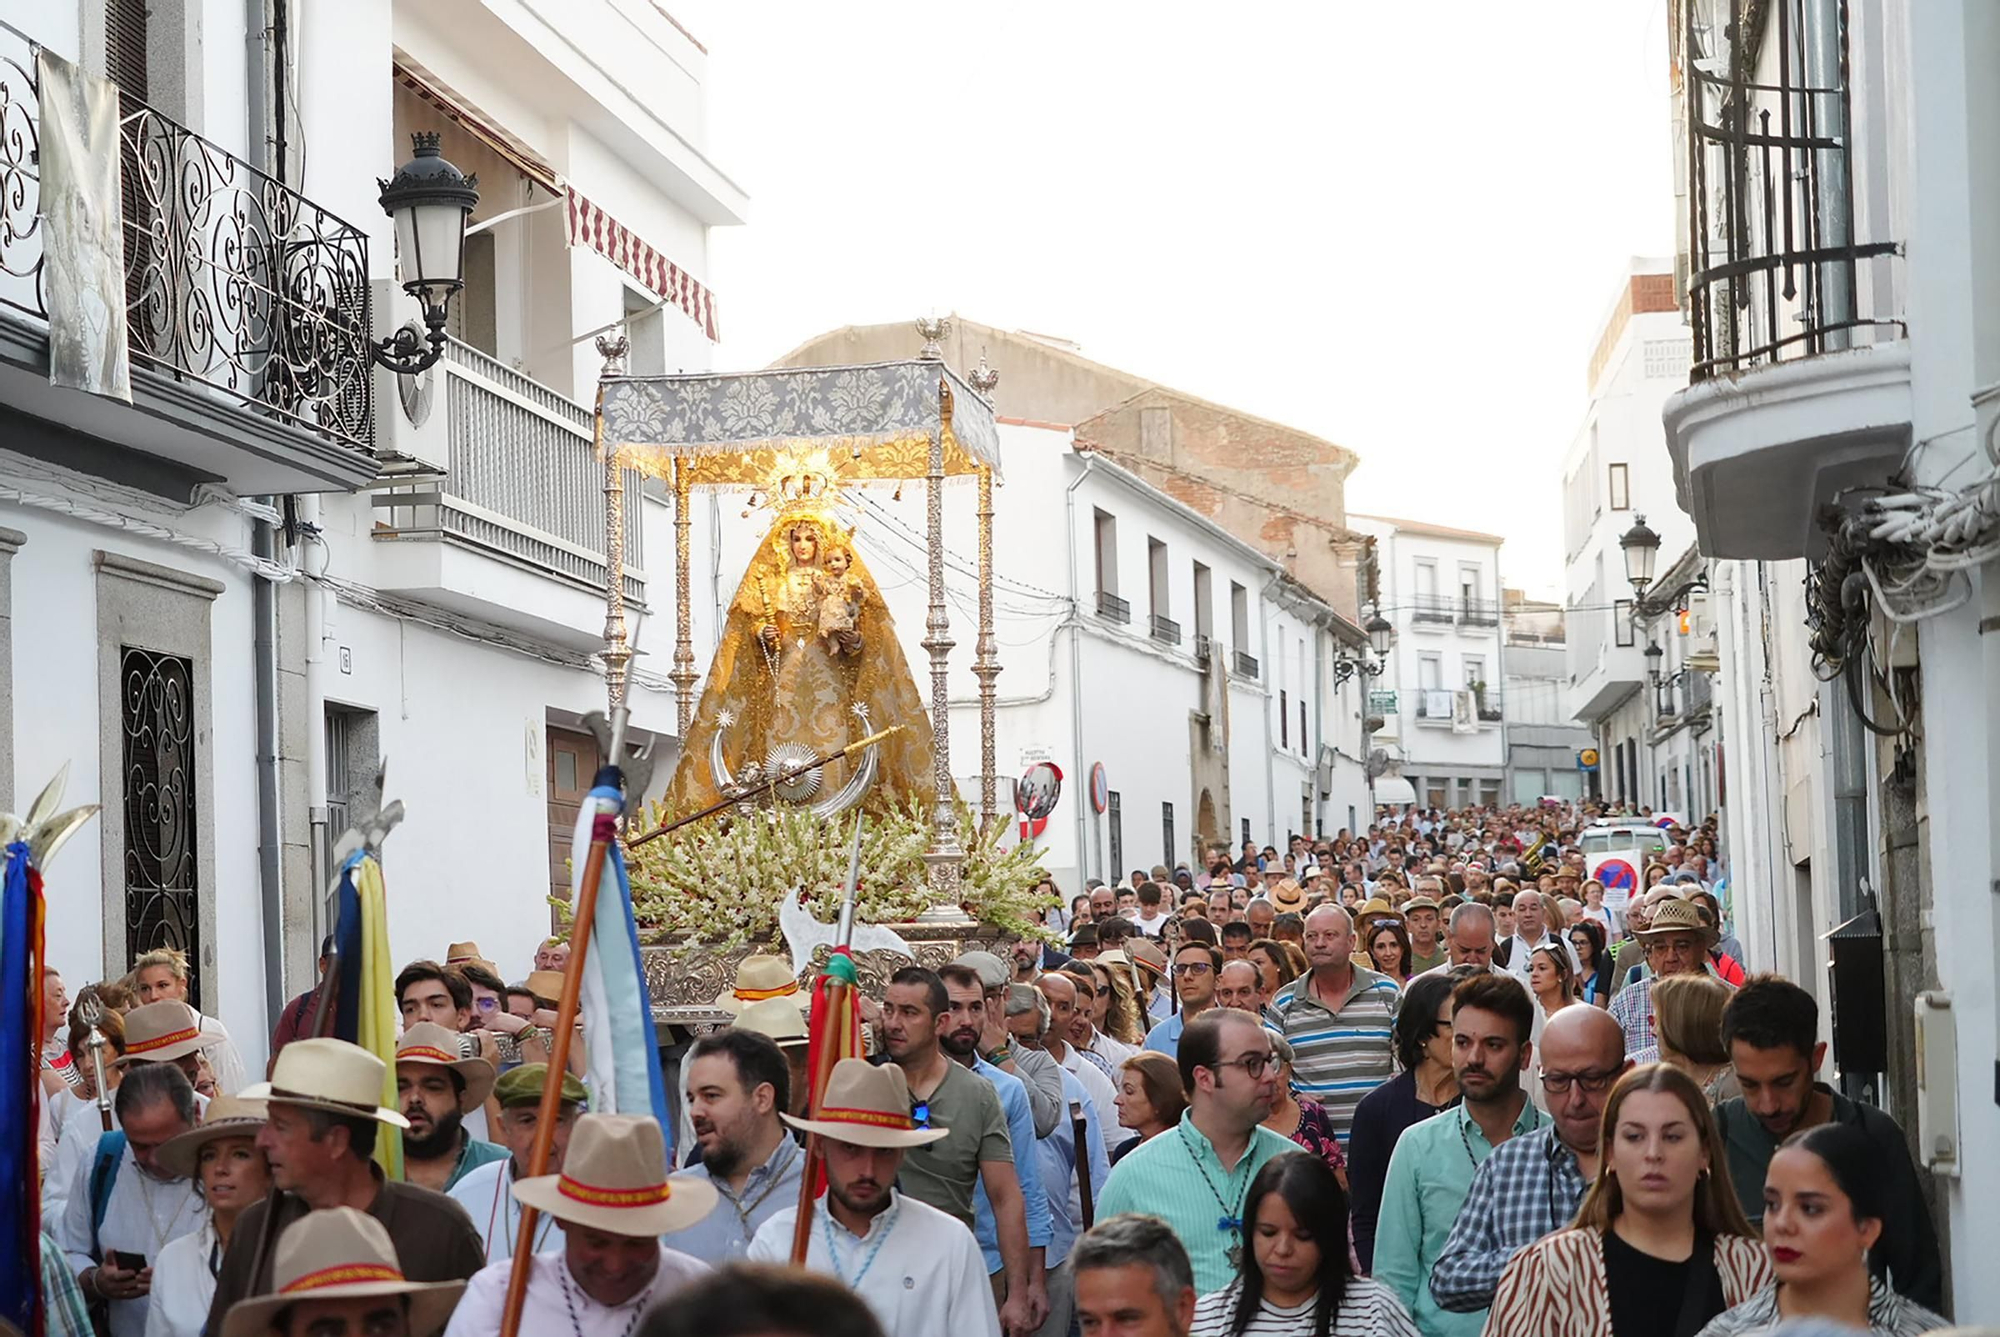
(45, 1093), (209, 1235)
(143, 1219), (219, 1337)
(447, 1158), (567, 1265)
(1085, 1027), (1138, 1072)
(1501, 931), (1582, 986)
(1190, 1277), (1421, 1336)
(1132, 909), (1170, 938)
(1054, 1041), (1131, 1150)
(57, 1143), (207, 1337)
(751, 1191), (1000, 1337)
(443, 1244), (710, 1337)
(196, 1015), (248, 1095)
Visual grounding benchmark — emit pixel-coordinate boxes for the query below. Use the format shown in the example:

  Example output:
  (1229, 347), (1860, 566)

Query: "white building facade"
(1499, 594), (1594, 804)
(1560, 263), (1697, 810)
(1657, 0), (2000, 1314)
(0, 0), (740, 1071)
(1347, 516), (1505, 809)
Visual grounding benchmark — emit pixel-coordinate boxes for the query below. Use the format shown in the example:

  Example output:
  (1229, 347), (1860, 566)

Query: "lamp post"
(372, 132), (480, 376)
(1366, 610), (1394, 658)
(1620, 513), (1662, 594)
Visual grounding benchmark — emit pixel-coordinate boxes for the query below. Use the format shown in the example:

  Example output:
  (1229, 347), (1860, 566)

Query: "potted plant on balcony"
(1472, 679), (1502, 722)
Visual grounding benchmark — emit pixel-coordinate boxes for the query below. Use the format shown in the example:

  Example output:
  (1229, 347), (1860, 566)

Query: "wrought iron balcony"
(1095, 590), (1131, 624)
(0, 19), (377, 492)
(1232, 649), (1260, 680)
(372, 339), (643, 615)
(1150, 613), (1181, 645)
(1457, 598), (1500, 628)
(1683, 0), (1901, 380)
(1411, 594), (1454, 625)
(1415, 688), (1454, 721)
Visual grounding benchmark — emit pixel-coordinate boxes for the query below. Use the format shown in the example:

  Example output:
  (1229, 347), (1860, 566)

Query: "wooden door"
(547, 726), (603, 917)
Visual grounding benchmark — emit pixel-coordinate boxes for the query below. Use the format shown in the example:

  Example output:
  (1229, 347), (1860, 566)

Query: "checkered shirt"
(1429, 1125), (1591, 1314)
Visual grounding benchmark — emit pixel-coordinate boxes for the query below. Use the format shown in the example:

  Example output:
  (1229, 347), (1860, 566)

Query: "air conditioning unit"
(368, 279), (450, 479)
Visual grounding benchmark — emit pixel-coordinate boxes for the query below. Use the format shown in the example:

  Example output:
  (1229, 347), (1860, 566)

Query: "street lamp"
(1643, 638), (1664, 686)
(1620, 513), (1662, 595)
(1366, 610), (1394, 658)
(372, 132), (480, 376)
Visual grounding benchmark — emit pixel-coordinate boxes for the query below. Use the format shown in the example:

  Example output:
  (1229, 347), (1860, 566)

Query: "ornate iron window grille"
(121, 647), (201, 1011)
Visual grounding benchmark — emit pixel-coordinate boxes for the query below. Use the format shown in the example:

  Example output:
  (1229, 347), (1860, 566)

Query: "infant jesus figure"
(814, 539), (864, 656)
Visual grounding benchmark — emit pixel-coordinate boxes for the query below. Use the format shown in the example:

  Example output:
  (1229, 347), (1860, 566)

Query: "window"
(1643, 339), (1692, 379)
(1415, 560), (1438, 598)
(322, 705), (381, 893)
(1241, 817), (1251, 849)
(1614, 599), (1635, 647)
(448, 232), (499, 355)
(625, 285), (665, 377)
(1298, 699), (1307, 755)
(1107, 792), (1122, 879)
(1231, 581), (1250, 649)
(1419, 653), (1443, 689)
(1280, 690), (1289, 748)
(1608, 462), (1631, 511)
(1162, 801), (1176, 868)
(1192, 562), (1213, 640)
(122, 647), (202, 1009)
(1093, 510), (1119, 596)
(1463, 655), (1485, 687)
(1148, 538), (1168, 617)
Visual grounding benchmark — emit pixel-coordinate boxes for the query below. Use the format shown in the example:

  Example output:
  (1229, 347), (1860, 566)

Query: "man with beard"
(1374, 973), (1548, 1337)
(750, 1059), (999, 1337)
(394, 1023), (504, 1193)
(1090, 883), (1117, 923)
(662, 1028), (805, 1265)
(1093, 1009), (1291, 1295)
(880, 965), (1045, 1336)
(1429, 1004), (1630, 1319)
(448, 1062), (586, 1263)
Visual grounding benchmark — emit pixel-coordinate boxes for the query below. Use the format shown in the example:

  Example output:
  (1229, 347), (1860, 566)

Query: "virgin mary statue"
(664, 510), (937, 813)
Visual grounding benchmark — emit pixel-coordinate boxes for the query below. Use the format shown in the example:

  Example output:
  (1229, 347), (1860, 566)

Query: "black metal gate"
(121, 646), (200, 1009)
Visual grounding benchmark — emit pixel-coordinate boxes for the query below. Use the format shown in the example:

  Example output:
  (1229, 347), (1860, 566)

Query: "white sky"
(673, 2), (1679, 599)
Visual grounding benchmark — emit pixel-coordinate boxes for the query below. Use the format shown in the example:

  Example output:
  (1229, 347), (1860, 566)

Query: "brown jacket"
(204, 1165), (484, 1335)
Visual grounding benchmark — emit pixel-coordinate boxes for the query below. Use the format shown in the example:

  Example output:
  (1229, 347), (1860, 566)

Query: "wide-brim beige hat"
(393, 1022), (496, 1114)
(221, 1207), (463, 1337)
(781, 1058), (949, 1149)
(715, 953), (806, 1016)
(156, 1093), (269, 1180)
(444, 941), (497, 975)
(116, 1000), (207, 1066)
(1635, 897), (1718, 943)
(734, 995), (808, 1047)
(1268, 879), (1308, 912)
(513, 1113), (717, 1235)
(241, 1037), (410, 1130)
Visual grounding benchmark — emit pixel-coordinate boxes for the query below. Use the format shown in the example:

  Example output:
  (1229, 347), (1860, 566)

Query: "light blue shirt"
(971, 1055), (1055, 1274)
(1035, 1066), (1112, 1266)
(1142, 1011), (1188, 1059)
(659, 1135), (807, 1265)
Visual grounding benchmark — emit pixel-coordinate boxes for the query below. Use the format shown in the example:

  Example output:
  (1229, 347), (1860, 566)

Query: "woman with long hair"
(1249, 938), (1300, 1001)
(1191, 1152), (1418, 1337)
(1485, 1064), (1771, 1337)
(1652, 973), (1739, 1103)
(1261, 1037), (1348, 1189)
(144, 1096), (271, 1336)
(1364, 922), (1413, 983)
(1094, 959), (1147, 1046)
(1112, 1051), (1187, 1166)
(1694, 1124), (1945, 1336)
(1569, 920), (1615, 1008)
(1527, 944), (1577, 1020)
(1348, 972), (1460, 1271)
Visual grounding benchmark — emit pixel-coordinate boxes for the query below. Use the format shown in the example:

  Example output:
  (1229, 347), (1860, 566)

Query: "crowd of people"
(24, 803), (1964, 1337)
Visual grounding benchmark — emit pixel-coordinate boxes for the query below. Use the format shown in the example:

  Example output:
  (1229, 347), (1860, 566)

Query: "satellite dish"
(1015, 762), (1063, 821)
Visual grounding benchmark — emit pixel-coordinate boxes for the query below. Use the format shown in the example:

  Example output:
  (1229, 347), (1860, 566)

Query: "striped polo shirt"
(1271, 962), (1400, 1143)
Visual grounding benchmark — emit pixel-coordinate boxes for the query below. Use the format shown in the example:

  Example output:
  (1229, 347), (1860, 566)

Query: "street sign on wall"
(1368, 690), (1399, 715)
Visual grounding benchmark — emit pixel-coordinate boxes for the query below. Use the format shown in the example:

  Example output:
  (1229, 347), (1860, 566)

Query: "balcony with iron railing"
(369, 338), (644, 636)
(1411, 593), (1455, 625)
(0, 19), (380, 494)
(1457, 598), (1500, 628)
(1095, 589), (1131, 624)
(1414, 687), (1503, 726)
(1150, 613), (1181, 646)
(1232, 649), (1260, 680)
(1664, 0), (1911, 561)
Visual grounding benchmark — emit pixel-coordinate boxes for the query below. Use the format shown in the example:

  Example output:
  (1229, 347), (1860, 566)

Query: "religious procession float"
(581, 318), (1051, 1027)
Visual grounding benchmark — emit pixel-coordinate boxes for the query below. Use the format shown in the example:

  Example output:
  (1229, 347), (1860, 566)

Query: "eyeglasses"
(1541, 1067), (1623, 1095)
(1208, 1051), (1274, 1079)
(909, 1099), (931, 1127)
(1172, 962), (1214, 976)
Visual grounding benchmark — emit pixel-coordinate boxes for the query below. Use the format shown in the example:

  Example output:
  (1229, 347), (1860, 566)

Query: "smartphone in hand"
(109, 1250), (147, 1272)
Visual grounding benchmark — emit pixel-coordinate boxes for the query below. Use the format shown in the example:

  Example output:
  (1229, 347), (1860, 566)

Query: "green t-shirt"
(895, 1059), (1010, 1230)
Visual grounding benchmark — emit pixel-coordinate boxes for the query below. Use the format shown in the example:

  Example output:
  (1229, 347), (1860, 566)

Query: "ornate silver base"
(644, 920), (1009, 1028)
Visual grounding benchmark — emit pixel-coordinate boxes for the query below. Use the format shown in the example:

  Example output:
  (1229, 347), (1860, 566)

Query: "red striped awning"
(566, 187), (720, 343)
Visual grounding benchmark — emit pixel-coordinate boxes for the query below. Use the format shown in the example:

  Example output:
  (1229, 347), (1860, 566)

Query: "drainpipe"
(1800, 0), (1855, 350)
(1313, 624), (1326, 838)
(1260, 572), (1278, 849)
(1064, 456), (1098, 886)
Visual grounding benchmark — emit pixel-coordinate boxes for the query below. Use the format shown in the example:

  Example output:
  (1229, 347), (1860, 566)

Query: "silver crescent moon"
(709, 722), (739, 795)
(811, 707), (881, 820)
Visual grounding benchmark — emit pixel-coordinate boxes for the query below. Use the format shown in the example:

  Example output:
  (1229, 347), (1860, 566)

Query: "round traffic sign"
(1579, 747), (1600, 769)
(1597, 857), (1638, 891)
(1090, 762), (1108, 814)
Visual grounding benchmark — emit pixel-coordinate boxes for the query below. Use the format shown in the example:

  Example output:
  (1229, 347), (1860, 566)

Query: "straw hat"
(781, 1058), (949, 1149)
(512, 1113), (717, 1236)
(1355, 898), (1405, 932)
(444, 941), (497, 975)
(733, 996), (807, 1048)
(524, 970), (566, 1005)
(220, 1207), (464, 1337)
(241, 1038), (410, 1129)
(156, 1093), (269, 1180)
(393, 1022), (495, 1115)
(116, 1001), (207, 1066)
(715, 954), (805, 1016)
(1124, 939), (1168, 979)
(1635, 897), (1718, 943)
(1268, 879), (1308, 913)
